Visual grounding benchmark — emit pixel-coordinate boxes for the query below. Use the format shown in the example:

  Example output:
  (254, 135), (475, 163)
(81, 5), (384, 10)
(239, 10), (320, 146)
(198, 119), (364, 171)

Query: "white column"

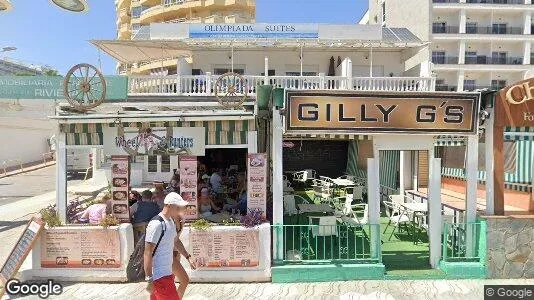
(459, 9), (467, 34)
(272, 108), (284, 260)
(205, 72), (212, 96)
(91, 147), (101, 176)
(457, 70), (465, 91)
(428, 156), (442, 268)
(399, 151), (406, 196)
(524, 12), (532, 35)
(367, 157), (380, 259)
(465, 135), (479, 256)
(523, 42), (531, 65)
(264, 56), (269, 83)
(56, 131), (67, 223)
(485, 108), (495, 215)
(458, 40), (466, 64)
(401, 151), (413, 192)
(412, 151), (419, 190)
(176, 58), (182, 95)
(247, 131), (258, 153)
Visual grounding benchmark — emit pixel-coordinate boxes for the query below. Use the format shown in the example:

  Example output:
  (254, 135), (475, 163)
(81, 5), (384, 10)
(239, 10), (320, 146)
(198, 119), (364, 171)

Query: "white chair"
(346, 186), (364, 202)
(283, 195), (298, 215)
(309, 216), (338, 237)
(383, 200), (410, 241)
(293, 170), (309, 184)
(313, 180), (333, 203)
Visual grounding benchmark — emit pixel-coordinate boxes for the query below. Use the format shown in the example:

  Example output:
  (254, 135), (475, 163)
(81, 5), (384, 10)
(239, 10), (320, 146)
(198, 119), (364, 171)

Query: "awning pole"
(300, 44), (303, 76)
(370, 46), (373, 77)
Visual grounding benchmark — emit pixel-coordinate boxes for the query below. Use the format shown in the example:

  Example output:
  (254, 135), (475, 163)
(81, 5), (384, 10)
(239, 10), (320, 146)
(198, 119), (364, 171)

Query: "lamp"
(50, 0), (88, 13)
(0, 0), (12, 12)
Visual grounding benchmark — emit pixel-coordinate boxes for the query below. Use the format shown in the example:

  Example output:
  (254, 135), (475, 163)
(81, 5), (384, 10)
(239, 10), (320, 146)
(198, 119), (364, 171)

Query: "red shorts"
(150, 275), (180, 300)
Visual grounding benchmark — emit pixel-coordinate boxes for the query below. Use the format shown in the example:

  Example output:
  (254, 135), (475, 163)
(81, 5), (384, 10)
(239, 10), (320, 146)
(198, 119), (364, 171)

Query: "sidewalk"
(8, 279), (534, 299)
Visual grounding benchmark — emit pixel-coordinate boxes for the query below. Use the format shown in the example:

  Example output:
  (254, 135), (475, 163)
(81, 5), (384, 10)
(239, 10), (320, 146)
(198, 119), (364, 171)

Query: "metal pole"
(231, 44), (234, 73)
(300, 44), (303, 76)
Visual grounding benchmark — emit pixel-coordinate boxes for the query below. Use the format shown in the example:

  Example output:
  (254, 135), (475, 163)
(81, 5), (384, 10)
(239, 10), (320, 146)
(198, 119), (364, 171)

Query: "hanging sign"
(494, 77), (534, 127)
(179, 156), (198, 220)
(247, 153), (268, 217)
(189, 23), (318, 39)
(103, 127), (205, 156)
(285, 91), (480, 134)
(0, 76), (127, 100)
(111, 155), (130, 223)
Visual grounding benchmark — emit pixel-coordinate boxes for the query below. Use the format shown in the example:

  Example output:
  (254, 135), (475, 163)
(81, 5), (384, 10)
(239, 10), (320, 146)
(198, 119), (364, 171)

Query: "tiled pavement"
(7, 279), (534, 300)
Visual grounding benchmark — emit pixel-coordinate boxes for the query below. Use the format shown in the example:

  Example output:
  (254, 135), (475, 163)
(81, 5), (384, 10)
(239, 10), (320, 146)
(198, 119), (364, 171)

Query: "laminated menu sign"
(41, 229), (121, 268)
(190, 229), (260, 268)
(179, 156), (198, 220)
(111, 155), (130, 222)
(0, 218), (44, 283)
(247, 153), (267, 217)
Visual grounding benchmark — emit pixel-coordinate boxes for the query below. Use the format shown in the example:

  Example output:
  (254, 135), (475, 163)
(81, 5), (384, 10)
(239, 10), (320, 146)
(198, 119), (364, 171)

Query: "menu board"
(111, 155), (130, 223)
(179, 156), (198, 220)
(190, 229), (259, 268)
(41, 229), (120, 268)
(0, 218), (44, 283)
(247, 153), (268, 217)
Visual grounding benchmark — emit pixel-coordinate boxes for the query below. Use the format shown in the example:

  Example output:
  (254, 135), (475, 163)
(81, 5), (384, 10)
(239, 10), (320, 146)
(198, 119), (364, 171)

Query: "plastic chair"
(382, 200), (410, 241)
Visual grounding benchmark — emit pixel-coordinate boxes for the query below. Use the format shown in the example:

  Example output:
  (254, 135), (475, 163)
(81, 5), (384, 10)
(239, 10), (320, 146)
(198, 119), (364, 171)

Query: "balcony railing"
(466, 26), (523, 34)
(434, 0), (528, 3)
(465, 56), (523, 65)
(432, 26), (460, 34)
(432, 56), (459, 64)
(127, 74), (436, 96)
(433, 0), (460, 3)
(442, 222), (486, 263)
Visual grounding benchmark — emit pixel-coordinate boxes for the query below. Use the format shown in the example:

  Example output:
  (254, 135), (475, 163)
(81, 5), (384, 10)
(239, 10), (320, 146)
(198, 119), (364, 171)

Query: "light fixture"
(50, 0), (89, 13)
(0, 0), (12, 12)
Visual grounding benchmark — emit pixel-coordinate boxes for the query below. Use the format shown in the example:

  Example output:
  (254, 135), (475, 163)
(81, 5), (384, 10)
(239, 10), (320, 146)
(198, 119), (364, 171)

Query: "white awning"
(91, 40), (193, 64)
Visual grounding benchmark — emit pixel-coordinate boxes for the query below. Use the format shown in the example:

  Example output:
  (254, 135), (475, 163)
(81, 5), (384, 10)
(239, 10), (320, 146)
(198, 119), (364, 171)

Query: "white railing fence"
(128, 74), (436, 96)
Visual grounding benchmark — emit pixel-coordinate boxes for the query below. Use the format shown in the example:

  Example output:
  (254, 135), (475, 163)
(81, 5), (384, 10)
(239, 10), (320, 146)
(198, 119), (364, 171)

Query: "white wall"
(191, 49), (406, 77)
(0, 99), (55, 168)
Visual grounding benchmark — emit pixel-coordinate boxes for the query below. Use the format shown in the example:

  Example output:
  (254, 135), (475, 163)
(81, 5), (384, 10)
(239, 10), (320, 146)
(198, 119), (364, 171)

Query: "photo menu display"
(179, 156), (198, 220)
(111, 155), (130, 222)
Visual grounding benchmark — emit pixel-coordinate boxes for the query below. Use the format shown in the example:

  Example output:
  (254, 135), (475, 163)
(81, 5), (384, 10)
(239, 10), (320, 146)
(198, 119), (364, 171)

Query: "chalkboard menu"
(0, 218), (44, 283)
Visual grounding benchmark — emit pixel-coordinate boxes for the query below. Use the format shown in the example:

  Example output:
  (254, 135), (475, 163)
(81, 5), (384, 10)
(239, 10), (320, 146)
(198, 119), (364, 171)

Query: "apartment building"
(366, 0), (534, 92)
(115, 0), (256, 75)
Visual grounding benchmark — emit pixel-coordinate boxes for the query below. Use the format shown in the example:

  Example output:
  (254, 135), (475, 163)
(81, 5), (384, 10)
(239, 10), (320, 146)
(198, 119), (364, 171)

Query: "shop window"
(161, 155), (170, 173)
(148, 155), (158, 173)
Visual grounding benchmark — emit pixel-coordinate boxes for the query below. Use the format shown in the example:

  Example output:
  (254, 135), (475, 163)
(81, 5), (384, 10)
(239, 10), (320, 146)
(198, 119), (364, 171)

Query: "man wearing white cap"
(144, 192), (188, 300)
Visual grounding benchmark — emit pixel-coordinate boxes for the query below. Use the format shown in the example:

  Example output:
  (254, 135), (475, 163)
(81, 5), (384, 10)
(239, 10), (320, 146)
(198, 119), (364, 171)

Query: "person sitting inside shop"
(169, 170), (180, 193)
(224, 186), (247, 216)
(78, 194), (111, 225)
(209, 168), (224, 194)
(198, 187), (221, 218)
(130, 190), (161, 242)
(197, 174), (210, 193)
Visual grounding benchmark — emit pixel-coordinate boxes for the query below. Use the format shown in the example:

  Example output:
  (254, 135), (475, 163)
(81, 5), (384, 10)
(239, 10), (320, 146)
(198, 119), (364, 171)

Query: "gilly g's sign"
(285, 91), (480, 134)
(495, 77), (534, 127)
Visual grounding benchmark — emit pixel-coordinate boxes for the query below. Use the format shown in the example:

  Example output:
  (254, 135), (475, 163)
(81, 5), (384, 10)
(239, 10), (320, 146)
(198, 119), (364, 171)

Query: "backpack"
(126, 215), (166, 282)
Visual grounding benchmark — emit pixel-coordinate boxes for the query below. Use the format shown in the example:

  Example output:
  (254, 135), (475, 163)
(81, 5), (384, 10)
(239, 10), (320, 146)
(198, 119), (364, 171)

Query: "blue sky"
(0, 0), (367, 75)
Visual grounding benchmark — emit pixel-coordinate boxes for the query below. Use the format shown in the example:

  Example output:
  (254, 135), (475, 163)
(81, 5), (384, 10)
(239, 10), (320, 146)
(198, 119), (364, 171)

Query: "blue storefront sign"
(0, 75), (128, 100)
(189, 23), (319, 39)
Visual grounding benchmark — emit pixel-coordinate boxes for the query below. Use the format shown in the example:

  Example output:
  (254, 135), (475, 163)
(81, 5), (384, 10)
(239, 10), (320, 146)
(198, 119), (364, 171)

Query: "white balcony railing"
(128, 74), (436, 96)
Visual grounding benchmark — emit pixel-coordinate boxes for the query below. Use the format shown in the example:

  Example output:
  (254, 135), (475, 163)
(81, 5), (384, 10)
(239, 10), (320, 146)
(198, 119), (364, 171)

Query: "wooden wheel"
(63, 63), (106, 110)
(215, 72), (247, 108)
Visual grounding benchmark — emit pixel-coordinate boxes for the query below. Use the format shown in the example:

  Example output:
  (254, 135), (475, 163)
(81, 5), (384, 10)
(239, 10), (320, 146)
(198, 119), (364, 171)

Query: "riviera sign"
(0, 76), (127, 100)
(189, 23), (318, 39)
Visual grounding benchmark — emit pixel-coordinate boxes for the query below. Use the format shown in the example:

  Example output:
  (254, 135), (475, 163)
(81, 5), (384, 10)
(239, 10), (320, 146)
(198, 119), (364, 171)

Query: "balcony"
(433, 0), (459, 3)
(432, 57), (459, 64)
(127, 75), (436, 96)
(432, 26), (459, 34)
(465, 56), (523, 64)
(466, 26), (523, 35)
(434, 0), (528, 4)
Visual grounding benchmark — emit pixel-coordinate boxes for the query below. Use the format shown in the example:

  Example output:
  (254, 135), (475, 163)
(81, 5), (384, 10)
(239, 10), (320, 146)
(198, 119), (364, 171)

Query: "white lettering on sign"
(506, 82), (534, 105)
(524, 112), (534, 122)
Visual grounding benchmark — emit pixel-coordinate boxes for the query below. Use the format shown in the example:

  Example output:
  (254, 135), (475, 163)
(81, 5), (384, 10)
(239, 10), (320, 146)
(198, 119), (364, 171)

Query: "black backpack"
(126, 215), (166, 282)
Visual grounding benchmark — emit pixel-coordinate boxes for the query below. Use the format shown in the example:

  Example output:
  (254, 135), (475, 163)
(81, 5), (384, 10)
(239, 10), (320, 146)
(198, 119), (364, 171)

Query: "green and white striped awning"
(61, 120), (255, 146)
(504, 127), (534, 141)
(434, 135), (466, 146)
(283, 133), (371, 140)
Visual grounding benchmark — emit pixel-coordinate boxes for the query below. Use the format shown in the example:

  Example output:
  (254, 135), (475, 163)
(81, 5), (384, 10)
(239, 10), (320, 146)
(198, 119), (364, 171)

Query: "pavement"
(5, 278), (534, 299)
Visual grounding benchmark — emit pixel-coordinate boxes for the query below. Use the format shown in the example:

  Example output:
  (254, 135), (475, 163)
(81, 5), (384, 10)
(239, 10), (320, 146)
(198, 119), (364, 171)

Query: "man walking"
(144, 192), (187, 300)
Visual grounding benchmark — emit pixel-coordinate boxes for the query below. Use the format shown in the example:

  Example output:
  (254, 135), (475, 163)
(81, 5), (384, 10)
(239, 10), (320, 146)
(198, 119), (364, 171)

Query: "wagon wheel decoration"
(214, 72), (248, 108)
(63, 63), (106, 111)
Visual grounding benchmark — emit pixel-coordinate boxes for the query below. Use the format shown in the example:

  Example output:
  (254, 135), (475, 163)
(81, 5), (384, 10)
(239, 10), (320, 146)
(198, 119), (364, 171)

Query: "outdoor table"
(332, 178), (355, 196)
(400, 202), (428, 244)
(298, 203), (334, 214)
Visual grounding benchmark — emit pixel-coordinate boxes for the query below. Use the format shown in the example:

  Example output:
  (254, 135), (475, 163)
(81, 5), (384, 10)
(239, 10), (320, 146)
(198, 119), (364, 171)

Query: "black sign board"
(0, 218), (44, 285)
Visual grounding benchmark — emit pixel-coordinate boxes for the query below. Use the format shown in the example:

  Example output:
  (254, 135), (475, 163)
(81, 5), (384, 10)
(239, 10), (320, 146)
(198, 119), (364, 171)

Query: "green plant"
(40, 205), (62, 227)
(100, 214), (119, 228)
(191, 218), (212, 231)
(221, 217), (241, 226)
